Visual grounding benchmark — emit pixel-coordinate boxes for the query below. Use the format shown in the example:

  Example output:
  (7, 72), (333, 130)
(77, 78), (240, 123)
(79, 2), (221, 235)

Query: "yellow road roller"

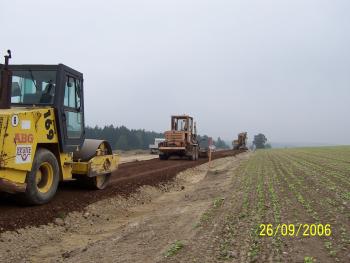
(0, 50), (118, 204)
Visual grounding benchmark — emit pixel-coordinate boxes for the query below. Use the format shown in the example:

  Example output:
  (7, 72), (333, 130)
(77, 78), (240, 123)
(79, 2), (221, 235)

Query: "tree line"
(86, 125), (163, 151)
(86, 125), (229, 150)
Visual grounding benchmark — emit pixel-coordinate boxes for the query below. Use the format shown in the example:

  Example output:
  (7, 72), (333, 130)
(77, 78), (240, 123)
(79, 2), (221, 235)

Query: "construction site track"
(0, 150), (244, 233)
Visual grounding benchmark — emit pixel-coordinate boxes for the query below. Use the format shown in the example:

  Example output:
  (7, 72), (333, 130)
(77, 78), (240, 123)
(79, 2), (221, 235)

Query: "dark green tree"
(253, 133), (268, 149)
(214, 137), (229, 149)
(198, 135), (210, 149)
(115, 134), (128, 150)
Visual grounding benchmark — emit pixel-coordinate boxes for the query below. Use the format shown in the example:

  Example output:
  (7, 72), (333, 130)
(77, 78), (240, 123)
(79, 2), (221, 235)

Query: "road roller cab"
(0, 51), (118, 204)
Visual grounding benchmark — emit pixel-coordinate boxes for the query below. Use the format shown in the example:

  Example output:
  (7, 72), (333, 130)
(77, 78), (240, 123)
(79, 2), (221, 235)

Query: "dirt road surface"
(119, 153), (158, 164)
(0, 152), (250, 263)
(0, 150), (242, 233)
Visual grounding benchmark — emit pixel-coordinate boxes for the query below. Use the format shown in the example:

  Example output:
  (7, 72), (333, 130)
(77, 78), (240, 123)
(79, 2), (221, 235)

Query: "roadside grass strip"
(217, 154), (261, 261)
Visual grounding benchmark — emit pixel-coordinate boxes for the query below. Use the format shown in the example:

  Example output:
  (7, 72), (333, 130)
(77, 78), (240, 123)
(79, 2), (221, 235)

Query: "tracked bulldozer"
(232, 132), (248, 150)
(0, 51), (118, 204)
(158, 115), (199, 160)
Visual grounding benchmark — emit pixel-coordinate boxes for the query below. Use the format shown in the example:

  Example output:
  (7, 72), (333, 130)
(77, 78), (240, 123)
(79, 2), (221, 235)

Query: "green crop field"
(219, 146), (350, 262)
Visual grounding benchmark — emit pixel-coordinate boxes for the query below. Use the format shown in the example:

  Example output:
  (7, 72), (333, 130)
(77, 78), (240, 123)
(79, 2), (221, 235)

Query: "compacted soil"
(0, 152), (250, 263)
(0, 150), (242, 232)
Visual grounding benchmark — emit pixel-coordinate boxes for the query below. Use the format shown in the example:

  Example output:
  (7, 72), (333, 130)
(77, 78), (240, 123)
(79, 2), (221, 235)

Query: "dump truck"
(232, 132), (248, 150)
(0, 51), (119, 205)
(149, 138), (165, 154)
(158, 115), (199, 160)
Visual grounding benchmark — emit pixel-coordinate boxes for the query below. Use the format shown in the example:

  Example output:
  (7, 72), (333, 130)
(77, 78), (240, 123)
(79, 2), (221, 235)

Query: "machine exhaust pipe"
(0, 50), (12, 109)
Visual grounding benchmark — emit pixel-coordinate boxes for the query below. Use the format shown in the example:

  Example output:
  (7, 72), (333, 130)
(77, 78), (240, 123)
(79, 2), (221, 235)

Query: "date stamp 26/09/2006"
(259, 224), (331, 237)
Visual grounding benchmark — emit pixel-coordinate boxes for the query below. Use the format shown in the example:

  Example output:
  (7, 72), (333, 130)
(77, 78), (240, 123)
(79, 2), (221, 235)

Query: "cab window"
(64, 77), (81, 109)
(64, 76), (82, 138)
(10, 70), (56, 105)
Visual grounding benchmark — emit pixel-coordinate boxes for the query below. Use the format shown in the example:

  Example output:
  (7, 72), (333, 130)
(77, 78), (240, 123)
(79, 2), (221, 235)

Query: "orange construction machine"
(232, 132), (248, 150)
(158, 115), (199, 160)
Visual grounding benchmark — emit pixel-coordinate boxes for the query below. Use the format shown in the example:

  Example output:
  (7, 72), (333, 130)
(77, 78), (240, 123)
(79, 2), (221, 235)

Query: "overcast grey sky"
(2, 0), (350, 145)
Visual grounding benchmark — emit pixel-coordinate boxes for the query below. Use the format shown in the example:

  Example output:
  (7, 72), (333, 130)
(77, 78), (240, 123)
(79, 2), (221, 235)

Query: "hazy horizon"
(2, 0), (349, 145)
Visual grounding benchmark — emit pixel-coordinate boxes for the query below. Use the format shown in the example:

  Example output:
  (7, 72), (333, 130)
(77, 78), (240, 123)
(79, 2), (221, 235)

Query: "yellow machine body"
(0, 107), (118, 193)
